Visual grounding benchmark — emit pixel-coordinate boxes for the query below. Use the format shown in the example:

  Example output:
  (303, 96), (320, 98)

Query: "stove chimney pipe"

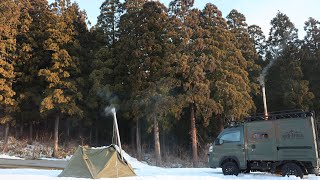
(262, 86), (268, 118)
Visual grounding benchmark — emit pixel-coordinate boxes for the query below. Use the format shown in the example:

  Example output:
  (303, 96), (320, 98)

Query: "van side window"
(220, 131), (240, 143)
(252, 133), (269, 140)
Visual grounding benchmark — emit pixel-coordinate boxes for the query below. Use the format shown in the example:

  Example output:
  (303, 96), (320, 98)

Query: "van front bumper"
(208, 153), (219, 168)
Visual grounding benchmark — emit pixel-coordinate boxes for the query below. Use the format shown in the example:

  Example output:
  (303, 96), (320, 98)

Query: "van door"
(214, 127), (246, 169)
(245, 121), (277, 161)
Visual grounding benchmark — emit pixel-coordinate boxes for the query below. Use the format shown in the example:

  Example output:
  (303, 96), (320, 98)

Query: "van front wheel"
(281, 162), (303, 178)
(222, 162), (239, 176)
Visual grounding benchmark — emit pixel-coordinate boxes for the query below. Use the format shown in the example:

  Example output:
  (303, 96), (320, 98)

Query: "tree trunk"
(95, 119), (99, 146)
(15, 125), (18, 140)
(66, 120), (70, 138)
(78, 121), (83, 145)
(190, 103), (198, 167)
(136, 120), (142, 160)
(19, 122), (23, 139)
(89, 127), (92, 146)
(3, 123), (10, 152)
(154, 116), (161, 166)
(131, 125), (135, 148)
(36, 126), (39, 141)
(15, 115), (20, 139)
(161, 131), (167, 157)
(53, 115), (59, 158)
(29, 121), (33, 143)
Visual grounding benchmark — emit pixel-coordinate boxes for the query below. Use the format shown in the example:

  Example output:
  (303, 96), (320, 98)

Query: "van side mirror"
(215, 138), (222, 145)
(219, 139), (224, 144)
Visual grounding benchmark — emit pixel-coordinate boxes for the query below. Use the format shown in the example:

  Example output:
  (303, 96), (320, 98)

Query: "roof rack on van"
(244, 109), (314, 122)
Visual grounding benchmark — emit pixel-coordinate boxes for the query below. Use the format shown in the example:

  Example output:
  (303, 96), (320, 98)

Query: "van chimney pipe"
(262, 86), (268, 118)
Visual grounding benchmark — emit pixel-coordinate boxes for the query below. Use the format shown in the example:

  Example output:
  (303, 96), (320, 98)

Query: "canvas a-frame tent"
(58, 145), (136, 178)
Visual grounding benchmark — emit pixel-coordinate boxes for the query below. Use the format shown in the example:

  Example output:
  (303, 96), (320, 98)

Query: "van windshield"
(219, 131), (240, 143)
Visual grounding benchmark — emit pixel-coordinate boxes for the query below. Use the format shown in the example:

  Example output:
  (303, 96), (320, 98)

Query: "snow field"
(0, 146), (319, 179)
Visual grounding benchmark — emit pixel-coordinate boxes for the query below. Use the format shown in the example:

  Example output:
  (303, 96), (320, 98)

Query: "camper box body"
(209, 111), (320, 177)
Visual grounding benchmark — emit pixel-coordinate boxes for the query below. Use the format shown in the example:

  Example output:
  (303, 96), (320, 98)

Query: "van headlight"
(208, 145), (213, 161)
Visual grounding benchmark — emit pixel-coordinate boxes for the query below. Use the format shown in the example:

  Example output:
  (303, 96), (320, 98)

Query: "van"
(208, 110), (319, 178)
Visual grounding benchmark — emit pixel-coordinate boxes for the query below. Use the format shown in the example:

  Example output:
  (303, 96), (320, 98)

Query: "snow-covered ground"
(0, 148), (319, 180)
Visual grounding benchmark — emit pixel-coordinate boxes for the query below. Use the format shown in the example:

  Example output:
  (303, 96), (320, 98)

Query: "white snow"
(0, 147), (319, 180)
(0, 155), (23, 160)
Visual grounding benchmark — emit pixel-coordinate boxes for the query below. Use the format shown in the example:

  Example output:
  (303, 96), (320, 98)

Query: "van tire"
(281, 162), (303, 178)
(222, 161), (239, 176)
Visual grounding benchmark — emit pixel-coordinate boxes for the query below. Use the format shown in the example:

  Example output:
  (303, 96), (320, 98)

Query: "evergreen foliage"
(1, 0), (320, 166)
(97, 0), (122, 46)
(266, 11), (314, 111)
(226, 10), (261, 100)
(301, 17), (320, 112)
(0, 0), (20, 123)
(38, 0), (83, 117)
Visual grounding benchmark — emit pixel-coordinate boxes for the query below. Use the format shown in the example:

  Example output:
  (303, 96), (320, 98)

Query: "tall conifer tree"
(90, 0), (123, 144)
(0, 0), (20, 150)
(39, 0), (83, 157)
(14, 0), (35, 141)
(97, 0), (122, 47)
(267, 11), (298, 59)
(301, 17), (320, 113)
(116, 1), (180, 165)
(202, 4), (253, 126)
(266, 12), (313, 111)
(226, 10), (261, 103)
(248, 25), (267, 61)
(169, 2), (221, 167)
(248, 24), (267, 112)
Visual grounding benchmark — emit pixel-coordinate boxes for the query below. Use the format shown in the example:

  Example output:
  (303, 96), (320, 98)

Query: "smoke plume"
(104, 105), (116, 116)
(259, 58), (276, 87)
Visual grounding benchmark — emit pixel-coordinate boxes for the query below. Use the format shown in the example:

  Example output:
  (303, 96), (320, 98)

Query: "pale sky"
(50, 0), (320, 39)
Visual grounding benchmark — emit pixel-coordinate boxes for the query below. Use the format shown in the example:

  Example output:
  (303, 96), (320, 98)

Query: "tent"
(58, 145), (136, 179)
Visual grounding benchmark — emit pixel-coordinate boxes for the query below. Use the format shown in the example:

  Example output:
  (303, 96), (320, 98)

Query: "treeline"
(0, 0), (319, 166)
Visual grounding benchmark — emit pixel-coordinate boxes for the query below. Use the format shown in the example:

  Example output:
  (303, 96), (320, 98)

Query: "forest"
(0, 0), (320, 167)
